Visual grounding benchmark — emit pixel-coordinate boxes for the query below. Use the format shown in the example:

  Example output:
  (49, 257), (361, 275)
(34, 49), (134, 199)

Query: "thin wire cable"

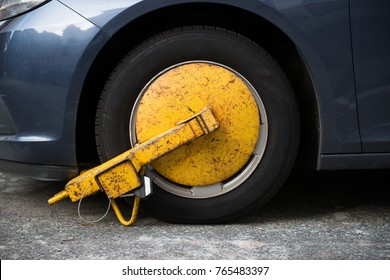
(77, 184), (111, 224)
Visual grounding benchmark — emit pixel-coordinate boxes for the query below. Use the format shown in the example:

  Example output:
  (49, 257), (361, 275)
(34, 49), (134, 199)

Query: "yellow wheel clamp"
(48, 107), (219, 226)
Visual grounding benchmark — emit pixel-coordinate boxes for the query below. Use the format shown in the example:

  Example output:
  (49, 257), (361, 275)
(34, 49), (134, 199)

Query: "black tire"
(96, 26), (299, 223)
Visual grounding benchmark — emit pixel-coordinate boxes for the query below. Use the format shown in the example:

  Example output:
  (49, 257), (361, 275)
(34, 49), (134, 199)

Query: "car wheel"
(95, 26), (299, 223)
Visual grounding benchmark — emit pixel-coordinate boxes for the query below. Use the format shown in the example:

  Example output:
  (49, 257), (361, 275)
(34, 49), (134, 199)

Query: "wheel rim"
(129, 61), (268, 198)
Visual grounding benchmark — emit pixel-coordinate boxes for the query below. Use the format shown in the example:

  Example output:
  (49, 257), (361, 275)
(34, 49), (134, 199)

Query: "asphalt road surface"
(0, 168), (389, 260)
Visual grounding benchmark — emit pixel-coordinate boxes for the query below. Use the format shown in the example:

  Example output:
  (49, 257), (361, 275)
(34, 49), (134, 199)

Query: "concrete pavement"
(1, 169), (389, 259)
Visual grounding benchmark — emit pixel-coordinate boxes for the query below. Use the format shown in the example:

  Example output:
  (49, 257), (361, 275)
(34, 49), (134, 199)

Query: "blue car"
(0, 0), (389, 223)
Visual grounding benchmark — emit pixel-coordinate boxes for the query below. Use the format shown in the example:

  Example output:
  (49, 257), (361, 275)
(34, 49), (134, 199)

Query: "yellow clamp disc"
(133, 62), (260, 187)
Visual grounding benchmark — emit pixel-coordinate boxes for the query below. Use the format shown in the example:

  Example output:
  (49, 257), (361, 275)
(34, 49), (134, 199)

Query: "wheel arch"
(75, 2), (320, 169)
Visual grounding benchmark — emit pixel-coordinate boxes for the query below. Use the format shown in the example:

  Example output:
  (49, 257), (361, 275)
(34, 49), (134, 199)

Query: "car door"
(351, 0), (390, 152)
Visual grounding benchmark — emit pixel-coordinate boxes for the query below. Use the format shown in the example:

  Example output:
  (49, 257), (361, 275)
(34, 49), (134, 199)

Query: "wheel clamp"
(48, 107), (219, 226)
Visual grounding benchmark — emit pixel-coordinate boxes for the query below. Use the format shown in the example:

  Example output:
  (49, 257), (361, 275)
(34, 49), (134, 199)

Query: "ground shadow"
(244, 168), (390, 222)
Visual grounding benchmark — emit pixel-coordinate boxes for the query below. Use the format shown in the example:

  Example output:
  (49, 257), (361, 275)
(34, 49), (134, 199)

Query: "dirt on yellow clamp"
(48, 107), (219, 226)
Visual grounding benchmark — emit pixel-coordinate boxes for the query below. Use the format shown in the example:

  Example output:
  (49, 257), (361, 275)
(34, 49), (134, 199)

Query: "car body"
(0, 0), (389, 222)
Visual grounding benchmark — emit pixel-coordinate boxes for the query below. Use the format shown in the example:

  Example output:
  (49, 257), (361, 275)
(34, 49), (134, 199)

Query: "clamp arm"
(48, 107), (219, 225)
